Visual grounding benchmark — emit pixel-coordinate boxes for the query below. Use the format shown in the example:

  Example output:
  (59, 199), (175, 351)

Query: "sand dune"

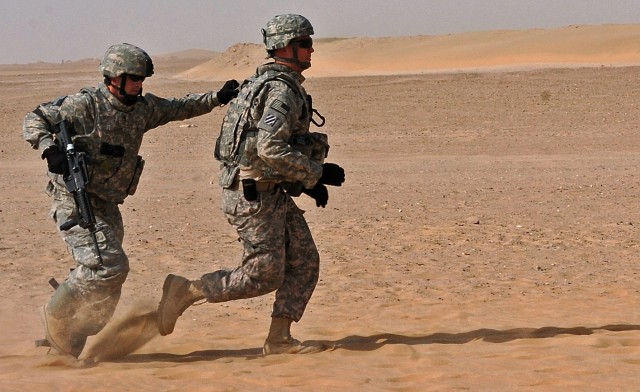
(4, 24), (638, 80)
(176, 24), (640, 80)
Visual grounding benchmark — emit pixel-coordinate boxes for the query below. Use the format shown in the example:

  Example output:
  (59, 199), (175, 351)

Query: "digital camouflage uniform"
(201, 62), (324, 322)
(23, 43), (227, 357)
(157, 15), (344, 355)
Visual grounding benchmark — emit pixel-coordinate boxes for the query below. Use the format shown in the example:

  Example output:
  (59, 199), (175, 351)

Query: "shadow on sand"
(117, 323), (640, 363)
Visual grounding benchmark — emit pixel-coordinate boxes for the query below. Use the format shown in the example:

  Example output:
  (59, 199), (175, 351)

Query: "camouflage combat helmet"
(99, 43), (154, 78)
(262, 14), (314, 53)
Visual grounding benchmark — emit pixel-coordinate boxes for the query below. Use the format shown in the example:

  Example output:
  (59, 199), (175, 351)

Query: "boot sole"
(263, 341), (329, 355)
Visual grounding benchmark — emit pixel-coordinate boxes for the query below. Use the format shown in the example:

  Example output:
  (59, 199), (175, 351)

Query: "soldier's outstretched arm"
(145, 79), (239, 130)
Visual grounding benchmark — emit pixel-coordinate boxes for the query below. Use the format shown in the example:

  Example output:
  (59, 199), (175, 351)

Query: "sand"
(1, 24), (640, 391)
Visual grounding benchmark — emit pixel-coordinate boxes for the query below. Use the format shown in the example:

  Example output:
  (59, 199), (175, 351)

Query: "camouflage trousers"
(45, 182), (129, 338)
(200, 186), (320, 322)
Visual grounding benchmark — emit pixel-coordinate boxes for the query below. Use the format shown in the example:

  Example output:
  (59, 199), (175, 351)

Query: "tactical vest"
(214, 70), (329, 188)
(215, 70), (310, 165)
(38, 87), (146, 204)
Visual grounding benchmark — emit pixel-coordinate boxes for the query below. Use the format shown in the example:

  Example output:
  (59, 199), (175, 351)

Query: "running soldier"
(24, 43), (239, 358)
(157, 14), (346, 355)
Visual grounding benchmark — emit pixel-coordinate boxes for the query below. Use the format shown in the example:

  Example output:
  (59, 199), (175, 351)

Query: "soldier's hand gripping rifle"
(53, 120), (103, 265)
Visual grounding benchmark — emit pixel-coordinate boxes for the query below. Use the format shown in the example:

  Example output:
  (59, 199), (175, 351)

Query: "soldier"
(157, 14), (346, 355)
(23, 43), (239, 358)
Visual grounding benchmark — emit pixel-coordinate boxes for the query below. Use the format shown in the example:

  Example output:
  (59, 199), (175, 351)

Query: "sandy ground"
(2, 25), (640, 391)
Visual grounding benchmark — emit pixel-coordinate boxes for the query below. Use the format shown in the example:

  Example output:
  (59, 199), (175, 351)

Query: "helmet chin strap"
(117, 75), (141, 106)
(273, 45), (310, 71)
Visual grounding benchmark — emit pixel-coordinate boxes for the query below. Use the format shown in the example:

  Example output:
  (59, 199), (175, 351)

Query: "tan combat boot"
(157, 274), (205, 336)
(263, 316), (328, 355)
(40, 305), (85, 358)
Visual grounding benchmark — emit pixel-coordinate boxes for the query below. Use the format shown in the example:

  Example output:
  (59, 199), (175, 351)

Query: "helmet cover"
(262, 14), (314, 52)
(99, 43), (154, 78)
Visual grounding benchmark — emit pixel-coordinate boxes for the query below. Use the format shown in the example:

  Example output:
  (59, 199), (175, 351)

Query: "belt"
(229, 180), (278, 192)
(255, 181), (278, 192)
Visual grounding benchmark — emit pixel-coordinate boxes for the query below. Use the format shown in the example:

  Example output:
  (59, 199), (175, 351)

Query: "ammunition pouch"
(289, 132), (329, 164)
(126, 155), (145, 196)
(284, 132), (329, 197)
(220, 164), (240, 189)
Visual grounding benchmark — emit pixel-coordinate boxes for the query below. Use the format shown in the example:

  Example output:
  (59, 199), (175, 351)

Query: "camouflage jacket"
(222, 63), (323, 189)
(24, 83), (221, 204)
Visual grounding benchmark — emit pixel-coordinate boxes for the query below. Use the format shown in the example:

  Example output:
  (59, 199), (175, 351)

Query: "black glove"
(302, 183), (329, 208)
(41, 145), (67, 175)
(216, 79), (240, 105)
(319, 163), (345, 187)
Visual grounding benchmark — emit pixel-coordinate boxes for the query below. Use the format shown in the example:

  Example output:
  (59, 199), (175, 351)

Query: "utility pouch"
(220, 164), (240, 189)
(310, 132), (329, 161)
(126, 155), (145, 196)
(289, 134), (314, 158)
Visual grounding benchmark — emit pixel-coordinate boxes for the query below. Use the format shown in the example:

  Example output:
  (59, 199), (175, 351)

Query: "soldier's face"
(122, 75), (144, 95)
(274, 37), (314, 72)
(110, 75), (143, 95)
(293, 37), (314, 63)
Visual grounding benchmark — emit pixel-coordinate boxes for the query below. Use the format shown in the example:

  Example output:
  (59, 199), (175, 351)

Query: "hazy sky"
(3, 0), (639, 64)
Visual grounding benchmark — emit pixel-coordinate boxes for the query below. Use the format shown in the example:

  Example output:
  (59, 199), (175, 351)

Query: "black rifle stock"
(54, 120), (103, 265)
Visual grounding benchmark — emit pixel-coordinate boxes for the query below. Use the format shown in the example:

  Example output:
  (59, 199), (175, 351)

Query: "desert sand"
(2, 25), (640, 391)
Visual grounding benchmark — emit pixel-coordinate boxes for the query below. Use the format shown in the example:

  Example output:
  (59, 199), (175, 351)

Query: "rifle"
(53, 119), (103, 265)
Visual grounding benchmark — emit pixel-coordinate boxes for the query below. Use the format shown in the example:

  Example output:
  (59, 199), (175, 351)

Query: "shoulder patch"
(264, 113), (278, 126)
(258, 106), (285, 133)
(270, 99), (290, 116)
(263, 113), (278, 127)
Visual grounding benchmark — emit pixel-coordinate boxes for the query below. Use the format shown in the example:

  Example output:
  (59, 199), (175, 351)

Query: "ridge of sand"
(176, 24), (640, 80)
(3, 24), (639, 79)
